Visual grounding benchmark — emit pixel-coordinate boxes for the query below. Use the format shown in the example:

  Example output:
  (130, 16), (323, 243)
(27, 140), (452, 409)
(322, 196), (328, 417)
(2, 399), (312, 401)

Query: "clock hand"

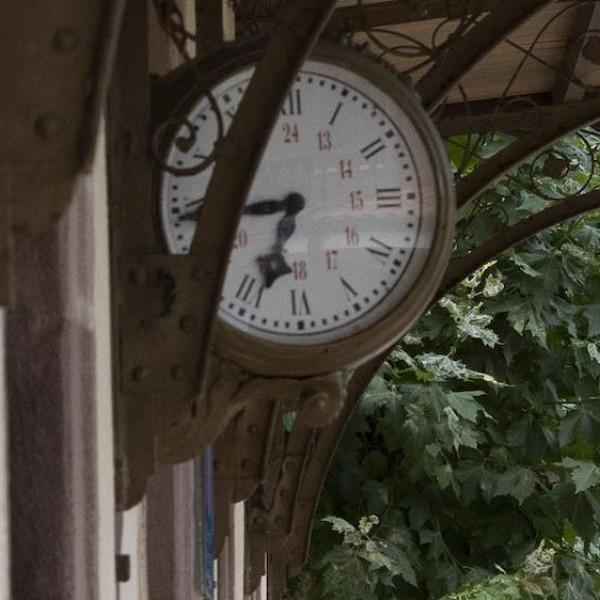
(282, 192), (305, 216)
(244, 192), (305, 217)
(257, 252), (292, 289)
(273, 214), (297, 253)
(256, 193), (306, 287)
(243, 198), (288, 215)
(181, 192), (305, 222)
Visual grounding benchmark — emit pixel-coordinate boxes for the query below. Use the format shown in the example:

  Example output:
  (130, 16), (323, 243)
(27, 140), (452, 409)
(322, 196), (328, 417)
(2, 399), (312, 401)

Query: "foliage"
(295, 132), (600, 599)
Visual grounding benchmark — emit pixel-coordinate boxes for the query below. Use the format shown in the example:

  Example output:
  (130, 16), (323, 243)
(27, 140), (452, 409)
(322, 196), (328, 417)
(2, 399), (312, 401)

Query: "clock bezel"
(153, 41), (455, 377)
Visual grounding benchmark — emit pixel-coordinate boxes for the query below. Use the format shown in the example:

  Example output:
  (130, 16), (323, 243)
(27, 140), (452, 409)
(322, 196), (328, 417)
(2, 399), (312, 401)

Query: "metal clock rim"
(153, 40), (456, 377)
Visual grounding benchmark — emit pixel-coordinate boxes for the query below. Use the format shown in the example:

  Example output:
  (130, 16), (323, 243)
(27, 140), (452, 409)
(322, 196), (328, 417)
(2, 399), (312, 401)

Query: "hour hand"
(243, 198), (288, 215)
(244, 192), (305, 217)
(256, 252), (292, 289)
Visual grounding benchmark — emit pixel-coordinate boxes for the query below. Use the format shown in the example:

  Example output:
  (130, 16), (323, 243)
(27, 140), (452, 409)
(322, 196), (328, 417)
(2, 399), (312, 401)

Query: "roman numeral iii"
(376, 188), (402, 208)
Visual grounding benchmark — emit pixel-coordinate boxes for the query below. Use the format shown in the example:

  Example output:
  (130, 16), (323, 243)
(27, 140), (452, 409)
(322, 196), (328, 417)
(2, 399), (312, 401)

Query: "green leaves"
(312, 515), (417, 600)
(303, 133), (600, 600)
(557, 458), (600, 493)
(584, 303), (600, 337)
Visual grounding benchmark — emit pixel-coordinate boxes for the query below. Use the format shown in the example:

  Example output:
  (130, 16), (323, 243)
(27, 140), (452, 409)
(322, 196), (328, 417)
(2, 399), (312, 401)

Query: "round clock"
(155, 41), (455, 376)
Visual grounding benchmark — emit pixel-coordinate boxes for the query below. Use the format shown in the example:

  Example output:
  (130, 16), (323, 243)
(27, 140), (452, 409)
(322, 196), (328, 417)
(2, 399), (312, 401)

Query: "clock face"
(160, 58), (446, 348)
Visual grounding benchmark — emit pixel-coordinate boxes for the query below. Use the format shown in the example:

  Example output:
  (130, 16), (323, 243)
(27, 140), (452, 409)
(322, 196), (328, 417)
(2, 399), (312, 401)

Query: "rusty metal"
(109, 0), (157, 509)
(238, 0), (497, 34)
(435, 94), (553, 137)
(0, 0), (124, 235)
(119, 256), (210, 397)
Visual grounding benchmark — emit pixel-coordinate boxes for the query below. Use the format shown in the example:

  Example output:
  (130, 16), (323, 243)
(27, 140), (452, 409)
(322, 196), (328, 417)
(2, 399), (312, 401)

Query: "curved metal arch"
(456, 95), (600, 207)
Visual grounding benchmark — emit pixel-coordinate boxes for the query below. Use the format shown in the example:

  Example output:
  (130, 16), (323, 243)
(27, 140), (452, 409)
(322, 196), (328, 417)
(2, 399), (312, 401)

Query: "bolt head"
(53, 28), (79, 53)
(129, 267), (147, 285)
(35, 114), (63, 140)
(179, 315), (196, 332)
(131, 366), (148, 382)
(171, 364), (188, 380)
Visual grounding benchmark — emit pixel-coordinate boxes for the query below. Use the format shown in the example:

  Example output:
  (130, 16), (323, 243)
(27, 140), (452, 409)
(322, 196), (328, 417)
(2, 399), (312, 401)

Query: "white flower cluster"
(358, 515), (380, 535)
(523, 543), (556, 575)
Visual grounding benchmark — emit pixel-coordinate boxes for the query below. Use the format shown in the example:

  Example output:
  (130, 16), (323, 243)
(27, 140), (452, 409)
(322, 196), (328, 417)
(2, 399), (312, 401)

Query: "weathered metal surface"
(238, 0), (498, 32)
(0, 0), (124, 235)
(119, 256), (211, 397)
(328, 0), (498, 31)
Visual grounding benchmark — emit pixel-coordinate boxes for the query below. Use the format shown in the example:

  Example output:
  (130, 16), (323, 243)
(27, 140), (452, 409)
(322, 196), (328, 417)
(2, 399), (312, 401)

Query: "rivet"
(35, 114), (63, 140)
(247, 424), (259, 435)
(171, 364), (188, 380)
(179, 315), (196, 332)
(129, 267), (147, 285)
(241, 458), (252, 470)
(306, 391), (329, 412)
(253, 515), (265, 527)
(131, 366), (148, 382)
(53, 28), (79, 53)
(192, 266), (207, 281)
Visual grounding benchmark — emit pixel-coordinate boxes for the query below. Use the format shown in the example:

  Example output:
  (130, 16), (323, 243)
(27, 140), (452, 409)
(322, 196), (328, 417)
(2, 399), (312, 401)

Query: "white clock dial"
(160, 57), (448, 349)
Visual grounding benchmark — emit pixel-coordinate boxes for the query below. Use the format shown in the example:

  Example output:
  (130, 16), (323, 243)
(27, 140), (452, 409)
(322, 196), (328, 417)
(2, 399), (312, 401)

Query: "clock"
(154, 41), (455, 376)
